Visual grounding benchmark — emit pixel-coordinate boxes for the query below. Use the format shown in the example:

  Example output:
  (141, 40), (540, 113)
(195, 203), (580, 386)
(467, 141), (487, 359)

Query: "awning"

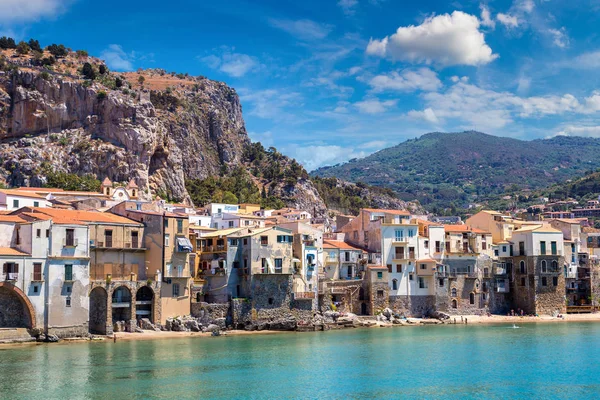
(177, 237), (193, 253)
(292, 258), (302, 264)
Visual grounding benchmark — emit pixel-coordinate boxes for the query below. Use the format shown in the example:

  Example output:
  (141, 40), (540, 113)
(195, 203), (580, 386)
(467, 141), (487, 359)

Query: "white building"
(0, 189), (52, 210)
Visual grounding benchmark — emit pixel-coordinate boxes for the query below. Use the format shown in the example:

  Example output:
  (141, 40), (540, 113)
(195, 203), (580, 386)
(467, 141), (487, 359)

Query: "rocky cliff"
(0, 46), (416, 217)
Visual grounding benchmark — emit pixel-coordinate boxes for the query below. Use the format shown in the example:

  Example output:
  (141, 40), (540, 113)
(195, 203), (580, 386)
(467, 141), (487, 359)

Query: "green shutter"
(65, 264), (73, 281)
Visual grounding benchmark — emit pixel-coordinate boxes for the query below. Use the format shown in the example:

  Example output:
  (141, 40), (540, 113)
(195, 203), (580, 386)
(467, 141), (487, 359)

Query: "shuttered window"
(65, 264), (73, 281)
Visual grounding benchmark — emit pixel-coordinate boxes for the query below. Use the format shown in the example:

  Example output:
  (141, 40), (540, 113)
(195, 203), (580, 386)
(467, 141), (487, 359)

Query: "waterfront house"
(0, 189), (51, 210)
(111, 204), (193, 324)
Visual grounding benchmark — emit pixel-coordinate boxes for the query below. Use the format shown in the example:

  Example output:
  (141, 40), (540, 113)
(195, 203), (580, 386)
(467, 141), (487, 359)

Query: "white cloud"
(480, 4), (495, 29)
(516, 0), (535, 14)
(0, 0), (68, 23)
(497, 13), (519, 28)
(354, 98), (397, 114)
(269, 19), (333, 41)
(201, 49), (260, 77)
(367, 68), (442, 92)
(564, 51), (600, 69)
(407, 108), (440, 125)
(338, 0), (358, 16)
(556, 125), (600, 137)
(100, 44), (134, 71)
(411, 80), (600, 132)
(248, 131), (275, 147)
(516, 76), (531, 94)
(289, 144), (368, 171)
(547, 28), (569, 48)
(366, 11), (497, 66)
(239, 88), (303, 120)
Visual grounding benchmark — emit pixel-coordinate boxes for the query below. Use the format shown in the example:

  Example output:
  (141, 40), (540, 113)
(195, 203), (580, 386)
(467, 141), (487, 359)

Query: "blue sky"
(3, 0), (600, 170)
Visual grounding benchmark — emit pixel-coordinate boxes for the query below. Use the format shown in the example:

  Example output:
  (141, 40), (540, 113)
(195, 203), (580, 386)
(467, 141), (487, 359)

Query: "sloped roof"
(323, 240), (362, 251)
(20, 208), (141, 225)
(201, 228), (244, 238)
(0, 247), (30, 256)
(444, 225), (490, 234)
(363, 208), (410, 216)
(0, 215), (27, 223)
(0, 189), (45, 199)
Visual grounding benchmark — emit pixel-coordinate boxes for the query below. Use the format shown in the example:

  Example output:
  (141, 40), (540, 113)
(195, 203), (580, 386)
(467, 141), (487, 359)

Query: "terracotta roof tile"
(363, 208), (410, 216)
(0, 247), (30, 256)
(0, 189), (46, 199)
(323, 240), (362, 251)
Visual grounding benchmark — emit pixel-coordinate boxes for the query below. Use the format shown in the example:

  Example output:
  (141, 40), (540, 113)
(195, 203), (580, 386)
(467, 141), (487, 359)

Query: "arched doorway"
(135, 286), (154, 323)
(451, 299), (458, 309)
(361, 302), (367, 315)
(89, 287), (108, 334)
(112, 286), (132, 323)
(0, 283), (35, 328)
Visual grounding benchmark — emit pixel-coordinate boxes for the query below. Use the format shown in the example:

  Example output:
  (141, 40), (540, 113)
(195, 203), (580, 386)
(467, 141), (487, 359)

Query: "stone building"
(111, 203), (193, 324)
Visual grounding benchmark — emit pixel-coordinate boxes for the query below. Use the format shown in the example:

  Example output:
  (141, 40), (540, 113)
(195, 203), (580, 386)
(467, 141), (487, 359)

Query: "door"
(361, 302), (367, 315)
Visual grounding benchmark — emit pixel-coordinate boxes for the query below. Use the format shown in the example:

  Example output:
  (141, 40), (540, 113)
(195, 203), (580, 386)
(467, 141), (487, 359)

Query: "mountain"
(313, 131), (600, 211)
(0, 40), (419, 217)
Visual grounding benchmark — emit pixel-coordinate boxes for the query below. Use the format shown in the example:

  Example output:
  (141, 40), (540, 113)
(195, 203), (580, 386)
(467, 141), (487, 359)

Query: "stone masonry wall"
(388, 295), (436, 317)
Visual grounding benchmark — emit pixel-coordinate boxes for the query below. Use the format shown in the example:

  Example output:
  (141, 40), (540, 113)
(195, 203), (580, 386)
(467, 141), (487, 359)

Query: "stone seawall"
(389, 295), (436, 317)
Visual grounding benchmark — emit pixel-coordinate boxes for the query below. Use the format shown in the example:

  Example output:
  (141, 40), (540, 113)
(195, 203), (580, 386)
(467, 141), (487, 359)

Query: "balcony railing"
(293, 292), (316, 300)
(200, 245), (226, 253)
(91, 240), (144, 250)
(62, 238), (79, 247)
(199, 267), (227, 277)
(3, 272), (18, 281)
(438, 270), (479, 278)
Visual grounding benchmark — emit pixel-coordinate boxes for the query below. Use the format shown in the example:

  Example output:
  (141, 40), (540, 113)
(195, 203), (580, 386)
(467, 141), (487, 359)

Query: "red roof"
(0, 189), (46, 199)
(444, 225), (489, 234)
(323, 240), (362, 251)
(363, 208), (410, 216)
(18, 208), (140, 225)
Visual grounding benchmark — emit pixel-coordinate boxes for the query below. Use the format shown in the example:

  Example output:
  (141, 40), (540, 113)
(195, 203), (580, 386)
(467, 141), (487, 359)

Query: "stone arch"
(111, 285), (132, 323)
(451, 299), (458, 308)
(135, 286), (154, 323)
(0, 283), (35, 328)
(89, 286), (108, 334)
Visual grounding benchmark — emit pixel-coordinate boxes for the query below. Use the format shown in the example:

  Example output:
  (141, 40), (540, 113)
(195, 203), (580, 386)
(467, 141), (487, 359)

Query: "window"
(396, 264), (402, 273)
(552, 260), (558, 270)
(446, 241), (450, 252)
(274, 258), (283, 272)
(131, 231), (139, 248)
(394, 229), (403, 241)
(502, 246), (507, 252)
(395, 246), (404, 259)
(553, 276), (558, 286)
(65, 264), (73, 281)
(105, 230), (113, 247)
(345, 252), (350, 262)
(33, 263), (42, 281)
(408, 229), (414, 238)
(377, 271), (383, 279)
(353, 231), (358, 240)
(243, 258), (248, 269)
(494, 250), (499, 257)
(243, 238), (248, 245)
(66, 297), (71, 307)
(165, 234), (170, 247)
(164, 218), (169, 228)
(541, 260), (547, 273)
(424, 240), (429, 249)
(228, 221), (234, 228)
(540, 241), (546, 255)
(229, 238), (238, 246)
(177, 219), (183, 233)
(519, 242), (525, 256)
(551, 241), (557, 255)
(451, 287), (457, 297)
(420, 264), (427, 270)
(418, 277), (427, 289)
(521, 277), (526, 286)
(387, 264), (392, 273)
(36, 229), (41, 238)
(172, 283), (180, 297)
(260, 236), (268, 246)
(435, 241), (441, 252)
(542, 277), (547, 286)
(233, 261), (240, 269)
(469, 293), (475, 305)
(482, 241), (487, 250)
(377, 290), (384, 298)
(33, 285), (39, 294)
(408, 247), (415, 258)
(66, 285), (71, 294)
(392, 279), (398, 290)
(364, 231), (369, 242)
(409, 274), (413, 281)
(45, 229), (49, 238)
(65, 229), (74, 247)
(520, 260), (526, 274)
(33, 201), (39, 207)
(12, 199), (19, 208)
(439, 278), (444, 287)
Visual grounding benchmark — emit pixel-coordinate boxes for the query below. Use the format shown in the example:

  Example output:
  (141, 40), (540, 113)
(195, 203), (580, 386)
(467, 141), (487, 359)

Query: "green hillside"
(312, 131), (600, 211)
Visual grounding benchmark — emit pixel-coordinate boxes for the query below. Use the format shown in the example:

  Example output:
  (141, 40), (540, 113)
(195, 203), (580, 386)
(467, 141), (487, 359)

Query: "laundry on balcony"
(176, 237), (193, 252)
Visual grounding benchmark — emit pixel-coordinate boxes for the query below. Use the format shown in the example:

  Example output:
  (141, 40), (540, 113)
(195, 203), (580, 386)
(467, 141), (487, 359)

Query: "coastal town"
(1, 177), (600, 342)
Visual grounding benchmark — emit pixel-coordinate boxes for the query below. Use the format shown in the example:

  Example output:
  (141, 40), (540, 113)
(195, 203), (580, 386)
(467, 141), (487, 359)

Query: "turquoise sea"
(1, 323), (599, 399)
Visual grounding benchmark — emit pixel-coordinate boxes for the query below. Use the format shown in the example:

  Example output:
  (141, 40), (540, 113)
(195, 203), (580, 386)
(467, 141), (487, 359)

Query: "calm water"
(1, 323), (599, 399)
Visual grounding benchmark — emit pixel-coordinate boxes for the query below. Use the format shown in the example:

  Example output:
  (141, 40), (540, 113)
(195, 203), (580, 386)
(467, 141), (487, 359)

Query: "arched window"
(552, 260), (558, 270)
(451, 299), (458, 308)
(451, 287), (457, 297)
(520, 260), (526, 274)
(469, 292), (475, 305)
(541, 260), (547, 273)
(392, 279), (398, 290)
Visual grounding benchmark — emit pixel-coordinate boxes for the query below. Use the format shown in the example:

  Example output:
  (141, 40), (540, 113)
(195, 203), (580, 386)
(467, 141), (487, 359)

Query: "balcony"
(62, 238), (79, 247)
(91, 240), (145, 251)
(3, 272), (18, 281)
(293, 292), (316, 300)
(200, 245), (227, 253)
(438, 270), (479, 279)
(392, 238), (409, 245)
(198, 267), (226, 277)
(257, 268), (290, 275)
(90, 264), (147, 281)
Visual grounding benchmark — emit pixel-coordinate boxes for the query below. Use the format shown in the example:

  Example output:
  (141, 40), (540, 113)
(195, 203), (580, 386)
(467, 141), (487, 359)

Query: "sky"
(2, 0), (600, 171)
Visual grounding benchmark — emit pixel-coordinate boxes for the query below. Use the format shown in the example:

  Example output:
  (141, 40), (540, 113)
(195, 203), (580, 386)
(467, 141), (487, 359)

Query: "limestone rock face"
(0, 70), (250, 203)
